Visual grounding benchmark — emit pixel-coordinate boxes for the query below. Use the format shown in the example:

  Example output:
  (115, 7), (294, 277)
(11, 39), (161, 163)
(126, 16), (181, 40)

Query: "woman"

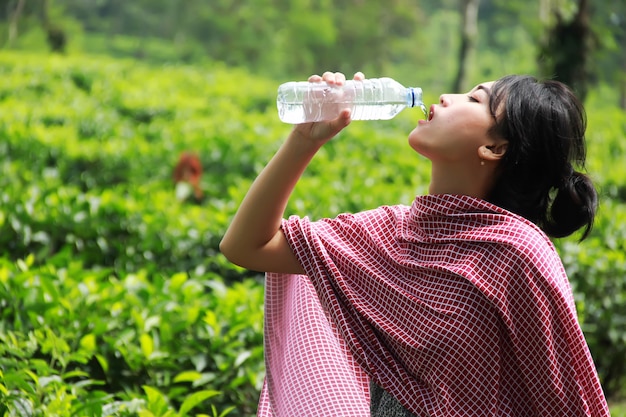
(220, 72), (610, 416)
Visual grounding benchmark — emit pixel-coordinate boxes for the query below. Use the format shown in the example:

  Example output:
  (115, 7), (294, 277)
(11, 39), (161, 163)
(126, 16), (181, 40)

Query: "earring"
(480, 160), (485, 166)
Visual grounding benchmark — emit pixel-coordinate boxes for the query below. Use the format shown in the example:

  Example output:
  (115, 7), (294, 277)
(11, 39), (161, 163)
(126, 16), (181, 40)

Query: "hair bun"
(548, 171), (598, 239)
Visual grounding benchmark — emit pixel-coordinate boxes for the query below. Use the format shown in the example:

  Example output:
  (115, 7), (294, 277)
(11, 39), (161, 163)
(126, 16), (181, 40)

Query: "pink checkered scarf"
(257, 194), (609, 417)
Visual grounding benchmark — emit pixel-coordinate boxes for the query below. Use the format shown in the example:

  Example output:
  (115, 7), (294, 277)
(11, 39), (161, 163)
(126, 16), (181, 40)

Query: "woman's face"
(408, 81), (499, 165)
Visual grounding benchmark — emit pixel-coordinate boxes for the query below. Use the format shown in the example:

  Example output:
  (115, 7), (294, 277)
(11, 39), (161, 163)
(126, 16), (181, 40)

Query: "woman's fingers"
(308, 71), (365, 84)
(321, 71), (347, 86)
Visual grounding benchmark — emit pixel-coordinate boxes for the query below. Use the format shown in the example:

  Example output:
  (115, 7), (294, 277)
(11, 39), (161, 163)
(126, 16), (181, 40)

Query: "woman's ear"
(478, 141), (508, 162)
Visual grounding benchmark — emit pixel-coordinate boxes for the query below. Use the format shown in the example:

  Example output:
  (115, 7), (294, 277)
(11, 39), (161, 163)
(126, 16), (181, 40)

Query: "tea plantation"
(0, 52), (625, 416)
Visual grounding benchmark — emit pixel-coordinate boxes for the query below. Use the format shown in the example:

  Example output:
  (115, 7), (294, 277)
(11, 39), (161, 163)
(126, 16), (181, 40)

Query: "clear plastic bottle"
(276, 77), (424, 124)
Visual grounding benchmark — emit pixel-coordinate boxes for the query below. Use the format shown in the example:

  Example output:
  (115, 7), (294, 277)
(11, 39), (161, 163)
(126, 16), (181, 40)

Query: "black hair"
(485, 75), (598, 240)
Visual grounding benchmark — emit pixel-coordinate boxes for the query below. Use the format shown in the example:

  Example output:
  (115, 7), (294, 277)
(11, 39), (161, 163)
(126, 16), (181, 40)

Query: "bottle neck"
(406, 87), (423, 108)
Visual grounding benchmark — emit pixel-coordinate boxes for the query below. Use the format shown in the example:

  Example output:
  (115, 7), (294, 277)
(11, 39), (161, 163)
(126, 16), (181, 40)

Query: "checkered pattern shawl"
(257, 194), (609, 417)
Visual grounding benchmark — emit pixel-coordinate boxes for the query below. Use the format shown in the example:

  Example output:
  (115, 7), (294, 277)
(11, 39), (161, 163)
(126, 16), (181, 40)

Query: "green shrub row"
(0, 255), (264, 416)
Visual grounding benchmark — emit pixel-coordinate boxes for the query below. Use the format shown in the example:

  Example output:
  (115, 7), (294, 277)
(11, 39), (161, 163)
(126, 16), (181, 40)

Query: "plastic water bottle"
(276, 77), (425, 124)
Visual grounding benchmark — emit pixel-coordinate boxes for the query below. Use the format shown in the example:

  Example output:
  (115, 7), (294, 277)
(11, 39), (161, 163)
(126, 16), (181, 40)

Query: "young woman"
(220, 72), (610, 416)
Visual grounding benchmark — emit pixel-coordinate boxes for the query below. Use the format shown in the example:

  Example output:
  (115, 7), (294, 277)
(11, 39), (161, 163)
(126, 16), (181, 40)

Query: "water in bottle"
(276, 77), (426, 124)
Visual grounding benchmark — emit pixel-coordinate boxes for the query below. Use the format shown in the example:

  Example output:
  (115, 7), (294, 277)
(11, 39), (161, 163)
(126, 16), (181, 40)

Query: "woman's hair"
(485, 75), (598, 240)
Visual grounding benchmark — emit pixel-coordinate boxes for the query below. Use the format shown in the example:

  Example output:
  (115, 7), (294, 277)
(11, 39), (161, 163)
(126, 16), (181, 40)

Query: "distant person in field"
(173, 152), (203, 203)
(220, 71), (610, 416)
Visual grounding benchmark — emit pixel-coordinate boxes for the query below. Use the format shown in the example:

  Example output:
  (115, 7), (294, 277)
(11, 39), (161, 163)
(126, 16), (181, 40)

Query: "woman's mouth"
(418, 105), (435, 125)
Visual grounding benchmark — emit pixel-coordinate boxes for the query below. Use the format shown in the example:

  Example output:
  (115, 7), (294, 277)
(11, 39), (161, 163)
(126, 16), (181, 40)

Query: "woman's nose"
(439, 94), (450, 106)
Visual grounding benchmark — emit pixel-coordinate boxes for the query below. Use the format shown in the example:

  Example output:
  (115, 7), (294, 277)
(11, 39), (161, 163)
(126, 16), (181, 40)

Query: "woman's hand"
(292, 71), (365, 144)
(220, 71), (365, 274)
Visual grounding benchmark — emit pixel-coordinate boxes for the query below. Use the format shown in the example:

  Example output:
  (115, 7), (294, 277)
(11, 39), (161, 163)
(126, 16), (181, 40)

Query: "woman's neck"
(428, 162), (495, 200)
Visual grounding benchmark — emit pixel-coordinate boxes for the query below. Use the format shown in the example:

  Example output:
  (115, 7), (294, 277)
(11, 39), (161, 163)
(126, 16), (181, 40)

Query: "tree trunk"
(620, 60), (626, 110)
(7, 0), (27, 47)
(39, 0), (67, 53)
(539, 0), (551, 23)
(453, 0), (480, 93)
(539, 0), (591, 101)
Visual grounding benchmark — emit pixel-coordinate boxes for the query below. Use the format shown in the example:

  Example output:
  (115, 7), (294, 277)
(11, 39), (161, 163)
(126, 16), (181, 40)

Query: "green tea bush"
(0, 52), (272, 415)
(0, 51), (625, 415)
(554, 87), (626, 397)
(0, 255), (263, 416)
(0, 52), (279, 279)
(556, 199), (626, 396)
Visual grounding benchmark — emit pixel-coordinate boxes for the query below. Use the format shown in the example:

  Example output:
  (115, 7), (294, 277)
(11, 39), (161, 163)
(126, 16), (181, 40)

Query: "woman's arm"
(220, 72), (363, 274)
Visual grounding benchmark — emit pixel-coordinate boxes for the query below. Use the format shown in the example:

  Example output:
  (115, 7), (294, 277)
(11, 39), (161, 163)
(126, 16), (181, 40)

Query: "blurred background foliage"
(0, 0), (625, 416)
(1, 0), (625, 101)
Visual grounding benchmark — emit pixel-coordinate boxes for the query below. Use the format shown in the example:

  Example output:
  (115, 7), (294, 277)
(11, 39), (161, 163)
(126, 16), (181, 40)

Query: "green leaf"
(142, 385), (170, 416)
(217, 406), (236, 417)
(140, 333), (154, 359)
(234, 351), (251, 368)
(80, 333), (96, 352)
(178, 390), (220, 417)
(16, 259), (29, 272)
(169, 272), (188, 292)
(173, 371), (202, 384)
(38, 375), (62, 388)
(95, 354), (109, 373)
